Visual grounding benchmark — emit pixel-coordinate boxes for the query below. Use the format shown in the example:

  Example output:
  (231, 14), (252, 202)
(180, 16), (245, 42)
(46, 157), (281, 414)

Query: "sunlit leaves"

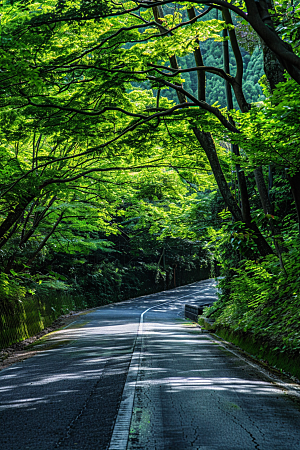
(131, 19), (226, 65)
(229, 78), (300, 170)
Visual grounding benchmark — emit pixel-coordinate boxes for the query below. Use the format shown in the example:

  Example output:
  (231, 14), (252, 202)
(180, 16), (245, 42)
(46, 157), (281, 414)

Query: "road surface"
(1, 279), (300, 449)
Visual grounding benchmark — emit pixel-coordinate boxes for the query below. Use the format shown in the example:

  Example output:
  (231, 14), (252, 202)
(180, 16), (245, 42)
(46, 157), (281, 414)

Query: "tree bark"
(222, 8), (243, 86)
(258, 0), (286, 92)
(221, 12), (252, 226)
(244, 0), (300, 84)
(151, 4), (273, 257)
(193, 128), (243, 222)
(25, 213), (64, 267)
(261, 41), (286, 92)
(19, 196), (57, 248)
(0, 197), (35, 248)
(152, 4), (187, 104)
(221, 8), (251, 112)
(254, 166), (274, 215)
(286, 170), (300, 233)
(193, 128), (273, 256)
(254, 166), (287, 271)
(187, 7), (206, 102)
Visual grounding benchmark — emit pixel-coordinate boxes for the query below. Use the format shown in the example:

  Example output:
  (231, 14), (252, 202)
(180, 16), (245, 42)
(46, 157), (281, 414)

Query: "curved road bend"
(0, 280), (299, 449)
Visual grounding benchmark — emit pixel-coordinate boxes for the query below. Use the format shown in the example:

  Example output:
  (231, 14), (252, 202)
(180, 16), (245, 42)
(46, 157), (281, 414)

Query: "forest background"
(0, 0), (300, 370)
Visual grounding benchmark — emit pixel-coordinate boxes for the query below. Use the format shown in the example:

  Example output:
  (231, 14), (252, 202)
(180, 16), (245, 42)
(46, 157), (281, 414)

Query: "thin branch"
(148, 62), (233, 82)
(0, 103), (212, 199)
(147, 76), (239, 133)
(41, 160), (167, 187)
(26, 99), (148, 119)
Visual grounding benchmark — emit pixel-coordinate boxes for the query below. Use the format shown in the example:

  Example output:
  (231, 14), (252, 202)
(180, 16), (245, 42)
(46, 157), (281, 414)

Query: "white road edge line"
(62, 320), (78, 329)
(108, 292), (194, 450)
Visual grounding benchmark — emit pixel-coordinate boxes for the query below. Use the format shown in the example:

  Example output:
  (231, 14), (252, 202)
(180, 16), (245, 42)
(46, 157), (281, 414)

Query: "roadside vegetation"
(0, 0), (300, 358)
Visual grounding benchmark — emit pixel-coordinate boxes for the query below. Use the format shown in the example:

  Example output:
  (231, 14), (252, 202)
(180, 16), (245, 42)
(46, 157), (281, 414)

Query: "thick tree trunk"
(187, 7), (206, 102)
(25, 213), (64, 267)
(19, 196), (57, 248)
(0, 197), (34, 248)
(254, 166), (274, 215)
(193, 128), (273, 256)
(244, 0), (300, 84)
(254, 166), (287, 270)
(193, 128), (243, 221)
(152, 5), (186, 104)
(256, 0), (290, 90)
(286, 170), (300, 233)
(261, 41), (286, 92)
(251, 0), (290, 90)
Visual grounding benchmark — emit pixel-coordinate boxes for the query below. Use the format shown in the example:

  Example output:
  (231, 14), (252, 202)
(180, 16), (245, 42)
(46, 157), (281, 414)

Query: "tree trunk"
(152, 5), (273, 257)
(152, 5), (187, 104)
(222, 15), (252, 226)
(187, 7), (206, 102)
(222, 8), (250, 112)
(261, 41), (286, 92)
(0, 197), (34, 248)
(193, 128), (243, 221)
(254, 166), (274, 215)
(256, 0), (286, 91)
(244, 0), (300, 84)
(254, 166), (287, 270)
(286, 170), (300, 233)
(19, 196), (57, 248)
(193, 128), (273, 256)
(25, 213), (64, 267)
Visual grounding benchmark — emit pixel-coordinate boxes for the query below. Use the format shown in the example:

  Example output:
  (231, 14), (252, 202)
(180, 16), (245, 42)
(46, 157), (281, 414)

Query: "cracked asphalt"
(1, 279), (300, 449)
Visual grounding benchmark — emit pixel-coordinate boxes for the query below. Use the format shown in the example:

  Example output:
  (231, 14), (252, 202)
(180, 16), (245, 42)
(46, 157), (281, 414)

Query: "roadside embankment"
(0, 311), (83, 371)
(199, 316), (300, 381)
(0, 293), (88, 349)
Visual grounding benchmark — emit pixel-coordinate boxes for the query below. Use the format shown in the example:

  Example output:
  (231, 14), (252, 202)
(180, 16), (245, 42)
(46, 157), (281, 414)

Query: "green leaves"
(229, 79), (300, 170)
(0, 0), (299, 350)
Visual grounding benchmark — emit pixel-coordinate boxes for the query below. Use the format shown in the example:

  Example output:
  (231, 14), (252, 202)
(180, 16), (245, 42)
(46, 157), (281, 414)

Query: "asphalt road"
(1, 279), (300, 450)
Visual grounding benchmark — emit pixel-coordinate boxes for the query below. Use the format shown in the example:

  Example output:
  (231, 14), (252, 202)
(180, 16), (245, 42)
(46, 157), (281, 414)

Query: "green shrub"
(207, 243), (300, 353)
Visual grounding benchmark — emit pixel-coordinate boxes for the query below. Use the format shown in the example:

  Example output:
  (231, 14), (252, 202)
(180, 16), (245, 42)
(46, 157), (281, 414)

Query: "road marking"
(108, 292), (195, 450)
(62, 320), (78, 329)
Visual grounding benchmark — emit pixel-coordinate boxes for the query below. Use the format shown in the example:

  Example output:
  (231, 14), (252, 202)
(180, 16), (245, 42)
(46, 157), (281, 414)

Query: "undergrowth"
(206, 241), (300, 355)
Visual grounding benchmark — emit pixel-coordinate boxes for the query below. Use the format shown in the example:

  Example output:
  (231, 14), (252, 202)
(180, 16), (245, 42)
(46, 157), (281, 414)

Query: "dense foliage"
(0, 0), (300, 354)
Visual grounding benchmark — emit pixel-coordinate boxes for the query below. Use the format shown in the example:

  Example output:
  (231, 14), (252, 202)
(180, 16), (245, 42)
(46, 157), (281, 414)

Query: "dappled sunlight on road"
(136, 376), (277, 394)
(0, 317), (139, 415)
(1, 279), (300, 450)
(127, 297), (300, 450)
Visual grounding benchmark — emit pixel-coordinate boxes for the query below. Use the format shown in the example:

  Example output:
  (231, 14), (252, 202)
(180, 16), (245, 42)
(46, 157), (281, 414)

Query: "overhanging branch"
(147, 76), (240, 133)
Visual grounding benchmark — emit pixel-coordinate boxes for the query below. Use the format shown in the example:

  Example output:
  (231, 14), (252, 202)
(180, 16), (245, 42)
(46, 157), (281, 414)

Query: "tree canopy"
(1, 0), (300, 351)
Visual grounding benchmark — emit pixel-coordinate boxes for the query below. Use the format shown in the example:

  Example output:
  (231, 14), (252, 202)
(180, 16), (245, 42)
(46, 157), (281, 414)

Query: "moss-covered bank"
(0, 293), (88, 349)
